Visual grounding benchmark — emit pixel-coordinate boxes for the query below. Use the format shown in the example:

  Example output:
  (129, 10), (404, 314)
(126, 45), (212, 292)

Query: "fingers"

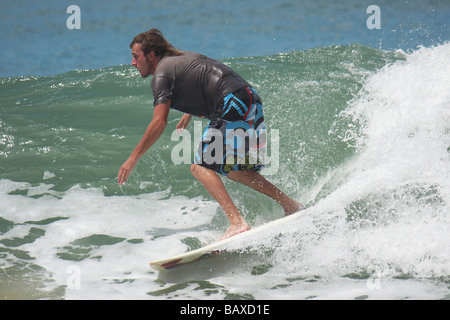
(118, 158), (138, 185)
(176, 122), (184, 134)
(176, 114), (192, 133)
(176, 120), (187, 133)
(118, 164), (133, 185)
(118, 166), (129, 186)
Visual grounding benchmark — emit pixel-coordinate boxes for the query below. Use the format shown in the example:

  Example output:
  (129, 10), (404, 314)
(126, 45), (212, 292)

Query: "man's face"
(131, 43), (152, 78)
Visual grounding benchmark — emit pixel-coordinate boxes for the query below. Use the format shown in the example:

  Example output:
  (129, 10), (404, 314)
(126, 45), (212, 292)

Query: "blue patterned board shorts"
(194, 87), (266, 176)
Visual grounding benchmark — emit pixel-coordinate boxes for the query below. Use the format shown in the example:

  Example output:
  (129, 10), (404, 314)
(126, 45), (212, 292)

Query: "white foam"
(0, 180), (220, 299)
(272, 43), (450, 282)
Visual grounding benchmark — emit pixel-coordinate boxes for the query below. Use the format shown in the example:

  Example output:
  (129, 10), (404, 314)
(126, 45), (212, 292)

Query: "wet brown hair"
(130, 28), (183, 57)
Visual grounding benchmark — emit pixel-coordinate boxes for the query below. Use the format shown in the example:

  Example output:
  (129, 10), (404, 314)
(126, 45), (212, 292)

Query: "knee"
(227, 170), (245, 182)
(190, 164), (201, 177)
(226, 170), (237, 181)
(191, 164), (217, 180)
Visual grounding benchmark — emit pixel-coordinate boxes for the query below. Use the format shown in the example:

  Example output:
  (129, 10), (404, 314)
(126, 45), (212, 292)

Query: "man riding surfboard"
(118, 29), (303, 240)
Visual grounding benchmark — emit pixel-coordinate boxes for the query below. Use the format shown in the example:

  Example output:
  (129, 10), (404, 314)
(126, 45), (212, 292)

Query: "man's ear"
(146, 51), (156, 61)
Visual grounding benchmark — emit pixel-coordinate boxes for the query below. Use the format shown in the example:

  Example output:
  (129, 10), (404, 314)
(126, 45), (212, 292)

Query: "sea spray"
(267, 43), (450, 288)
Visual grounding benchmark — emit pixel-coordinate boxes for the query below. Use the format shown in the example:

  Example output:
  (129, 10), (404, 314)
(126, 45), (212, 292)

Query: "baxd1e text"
(180, 303), (270, 317)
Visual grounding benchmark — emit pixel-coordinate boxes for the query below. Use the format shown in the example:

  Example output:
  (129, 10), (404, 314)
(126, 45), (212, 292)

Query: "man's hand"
(176, 114), (192, 133)
(118, 157), (138, 186)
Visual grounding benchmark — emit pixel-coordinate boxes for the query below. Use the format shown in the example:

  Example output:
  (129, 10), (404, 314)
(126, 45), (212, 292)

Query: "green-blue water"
(1, 43), (449, 299)
(1, 44), (402, 198)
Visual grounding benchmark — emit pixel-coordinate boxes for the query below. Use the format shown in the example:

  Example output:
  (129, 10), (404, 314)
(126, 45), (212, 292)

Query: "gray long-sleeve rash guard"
(151, 51), (250, 119)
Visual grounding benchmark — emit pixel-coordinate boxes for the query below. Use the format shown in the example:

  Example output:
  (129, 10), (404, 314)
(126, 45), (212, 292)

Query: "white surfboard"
(150, 207), (307, 271)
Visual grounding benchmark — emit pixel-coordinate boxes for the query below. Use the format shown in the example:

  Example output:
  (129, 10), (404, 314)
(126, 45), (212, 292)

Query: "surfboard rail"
(150, 207), (307, 271)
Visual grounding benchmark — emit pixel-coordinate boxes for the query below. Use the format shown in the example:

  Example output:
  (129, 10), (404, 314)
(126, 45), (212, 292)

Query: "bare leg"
(191, 164), (250, 240)
(227, 170), (304, 215)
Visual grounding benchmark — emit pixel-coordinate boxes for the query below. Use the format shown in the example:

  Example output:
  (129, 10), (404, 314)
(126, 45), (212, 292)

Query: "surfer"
(118, 28), (303, 239)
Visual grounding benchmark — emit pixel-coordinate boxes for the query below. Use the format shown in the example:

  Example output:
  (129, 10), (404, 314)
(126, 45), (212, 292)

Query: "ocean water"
(1, 0), (449, 77)
(1, 0), (449, 301)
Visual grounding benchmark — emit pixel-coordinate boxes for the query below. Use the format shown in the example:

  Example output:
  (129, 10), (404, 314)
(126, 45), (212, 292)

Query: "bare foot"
(284, 202), (305, 216)
(220, 223), (250, 240)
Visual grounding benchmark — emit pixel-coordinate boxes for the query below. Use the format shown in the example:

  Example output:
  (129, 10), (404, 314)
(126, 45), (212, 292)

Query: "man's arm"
(118, 101), (171, 185)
